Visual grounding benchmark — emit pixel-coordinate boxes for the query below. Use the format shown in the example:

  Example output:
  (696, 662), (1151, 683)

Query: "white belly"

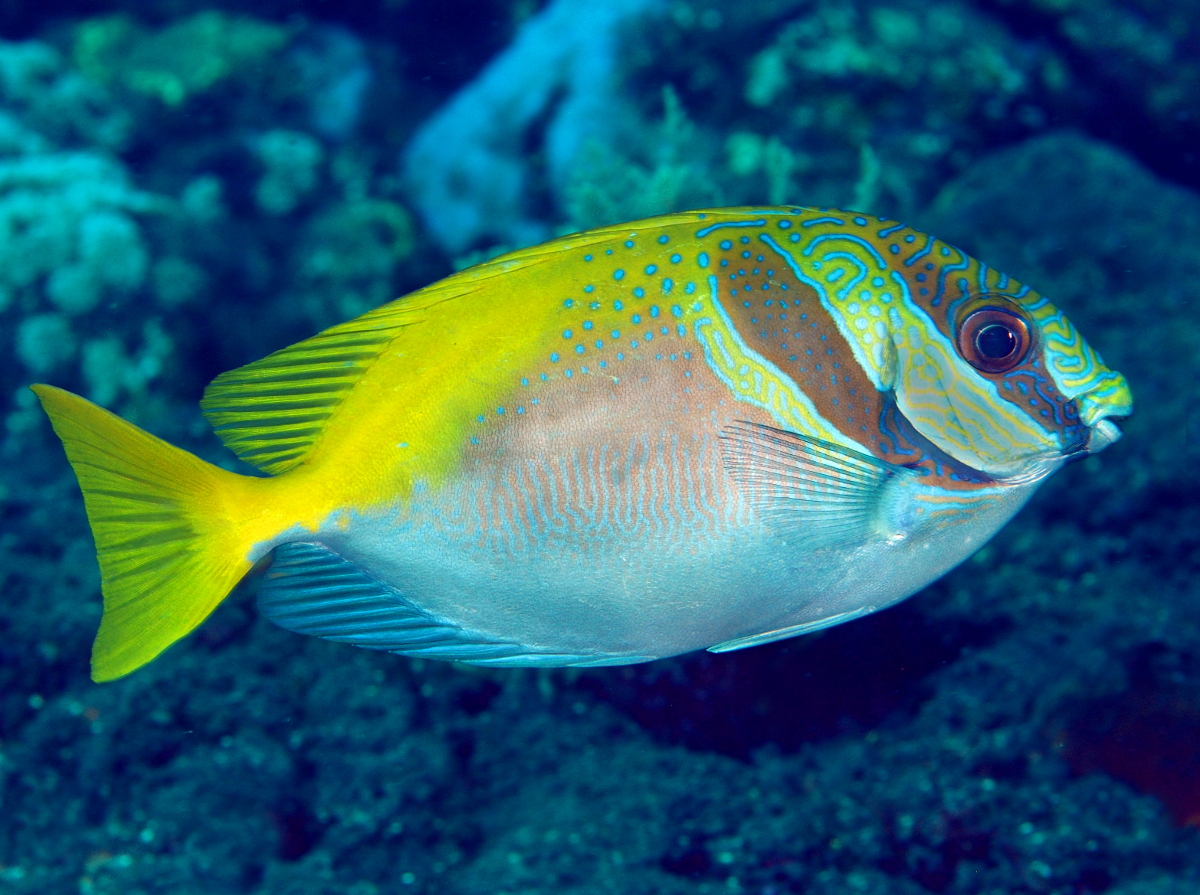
(304, 437), (1039, 662)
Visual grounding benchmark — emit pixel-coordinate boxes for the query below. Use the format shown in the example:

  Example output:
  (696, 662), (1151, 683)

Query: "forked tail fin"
(32, 385), (265, 681)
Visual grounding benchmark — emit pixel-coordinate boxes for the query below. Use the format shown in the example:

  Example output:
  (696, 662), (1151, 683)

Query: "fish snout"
(1074, 373), (1133, 456)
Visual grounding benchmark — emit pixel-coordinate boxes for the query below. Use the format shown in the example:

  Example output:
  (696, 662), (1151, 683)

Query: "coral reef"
(72, 12), (291, 108)
(0, 43), (170, 413)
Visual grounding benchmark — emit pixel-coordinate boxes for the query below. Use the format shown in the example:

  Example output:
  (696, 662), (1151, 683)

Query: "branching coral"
(402, 0), (666, 254)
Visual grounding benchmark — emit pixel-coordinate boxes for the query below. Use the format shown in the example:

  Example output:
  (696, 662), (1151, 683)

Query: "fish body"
(34, 207), (1132, 680)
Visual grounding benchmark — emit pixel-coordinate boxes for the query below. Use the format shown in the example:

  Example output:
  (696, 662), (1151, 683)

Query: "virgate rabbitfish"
(34, 207), (1133, 682)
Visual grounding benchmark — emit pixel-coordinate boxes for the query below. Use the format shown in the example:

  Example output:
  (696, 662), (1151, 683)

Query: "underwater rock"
(985, 0), (1200, 189)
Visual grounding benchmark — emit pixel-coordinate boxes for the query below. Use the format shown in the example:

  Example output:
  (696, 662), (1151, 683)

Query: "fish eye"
(956, 306), (1031, 374)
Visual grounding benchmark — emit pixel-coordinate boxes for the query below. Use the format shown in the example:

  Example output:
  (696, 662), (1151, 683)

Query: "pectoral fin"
(718, 421), (917, 549)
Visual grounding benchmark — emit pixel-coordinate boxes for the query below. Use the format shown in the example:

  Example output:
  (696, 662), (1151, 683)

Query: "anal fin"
(257, 542), (635, 667)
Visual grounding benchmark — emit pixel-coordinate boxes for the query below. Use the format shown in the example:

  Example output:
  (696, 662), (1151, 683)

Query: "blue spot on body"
(614, 269), (625, 280)
(645, 264), (657, 274)
(698, 252), (709, 268)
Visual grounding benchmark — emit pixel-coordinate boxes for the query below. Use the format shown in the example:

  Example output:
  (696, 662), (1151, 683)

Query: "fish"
(33, 206), (1133, 682)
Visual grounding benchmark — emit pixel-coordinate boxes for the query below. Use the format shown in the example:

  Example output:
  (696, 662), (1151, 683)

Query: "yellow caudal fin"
(32, 385), (265, 682)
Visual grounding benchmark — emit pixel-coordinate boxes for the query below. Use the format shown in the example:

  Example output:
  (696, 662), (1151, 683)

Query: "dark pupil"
(976, 323), (1017, 359)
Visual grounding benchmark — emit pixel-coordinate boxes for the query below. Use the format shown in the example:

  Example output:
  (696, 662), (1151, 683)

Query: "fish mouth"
(1055, 415), (1124, 467)
(1087, 417), (1123, 454)
(1072, 373), (1132, 457)
(1000, 417), (1121, 483)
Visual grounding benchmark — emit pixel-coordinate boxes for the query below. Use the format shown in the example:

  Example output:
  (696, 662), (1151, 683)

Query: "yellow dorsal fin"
(199, 222), (668, 474)
(200, 298), (427, 473)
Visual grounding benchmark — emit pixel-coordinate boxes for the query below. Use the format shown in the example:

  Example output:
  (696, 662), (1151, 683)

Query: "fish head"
(889, 279), (1132, 482)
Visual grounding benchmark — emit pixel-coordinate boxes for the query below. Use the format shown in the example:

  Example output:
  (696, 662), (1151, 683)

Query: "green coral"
(562, 87), (721, 232)
(294, 198), (416, 325)
(73, 11), (290, 107)
(253, 129), (325, 216)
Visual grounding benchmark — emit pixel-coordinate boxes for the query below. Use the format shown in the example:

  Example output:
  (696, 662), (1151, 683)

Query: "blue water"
(1, 1), (1198, 893)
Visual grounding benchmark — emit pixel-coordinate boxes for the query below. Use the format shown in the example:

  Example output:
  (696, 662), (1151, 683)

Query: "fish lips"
(1087, 417), (1123, 454)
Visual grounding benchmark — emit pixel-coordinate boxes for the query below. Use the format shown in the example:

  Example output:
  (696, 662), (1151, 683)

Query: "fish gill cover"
(0, 1), (1198, 894)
